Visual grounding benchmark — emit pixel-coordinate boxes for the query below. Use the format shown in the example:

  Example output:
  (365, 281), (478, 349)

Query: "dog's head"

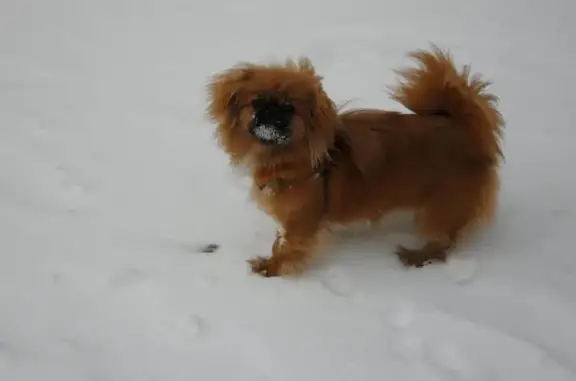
(206, 58), (338, 167)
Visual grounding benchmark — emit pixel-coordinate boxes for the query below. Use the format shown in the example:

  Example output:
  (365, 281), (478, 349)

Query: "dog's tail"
(390, 45), (504, 160)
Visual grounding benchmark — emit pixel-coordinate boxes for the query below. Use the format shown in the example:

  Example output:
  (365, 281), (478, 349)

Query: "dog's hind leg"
(396, 169), (498, 267)
(396, 238), (453, 267)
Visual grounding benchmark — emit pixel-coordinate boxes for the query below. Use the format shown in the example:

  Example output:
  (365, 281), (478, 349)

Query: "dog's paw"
(395, 245), (446, 268)
(247, 256), (276, 277)
(247, 256), (304, 277)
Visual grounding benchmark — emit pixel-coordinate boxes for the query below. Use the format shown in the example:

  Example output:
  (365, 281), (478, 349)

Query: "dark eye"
(280, 102), (294, 113)
(252, 96), (266, 108)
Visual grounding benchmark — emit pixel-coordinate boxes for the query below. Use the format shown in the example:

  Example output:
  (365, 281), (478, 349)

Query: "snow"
(252, 124), (286, 144)
(1, 0), (575, 380)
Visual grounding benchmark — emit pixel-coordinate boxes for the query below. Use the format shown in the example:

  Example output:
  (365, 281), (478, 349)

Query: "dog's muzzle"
(249, 96), (294, 145)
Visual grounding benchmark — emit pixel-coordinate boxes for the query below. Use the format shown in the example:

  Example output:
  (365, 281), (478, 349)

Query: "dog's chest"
(251, 179), (309, 216)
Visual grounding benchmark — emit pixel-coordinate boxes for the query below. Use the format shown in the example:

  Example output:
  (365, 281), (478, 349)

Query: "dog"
(206, 45), (503, 277)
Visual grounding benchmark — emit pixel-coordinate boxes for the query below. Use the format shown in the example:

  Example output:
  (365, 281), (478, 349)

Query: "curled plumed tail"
(390, 45), (504, 160)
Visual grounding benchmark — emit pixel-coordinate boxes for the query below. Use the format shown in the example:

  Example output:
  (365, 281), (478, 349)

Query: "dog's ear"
(295, 57), (327, 125)
(206, 66), (254, 123)
(306, 89), (338, 166)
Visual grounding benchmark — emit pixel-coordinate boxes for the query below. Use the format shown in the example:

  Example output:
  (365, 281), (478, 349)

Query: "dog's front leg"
(248, 215), (322, 278)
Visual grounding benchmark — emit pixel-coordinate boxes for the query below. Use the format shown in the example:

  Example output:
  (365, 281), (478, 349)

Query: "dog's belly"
(327, 174), (422, 226)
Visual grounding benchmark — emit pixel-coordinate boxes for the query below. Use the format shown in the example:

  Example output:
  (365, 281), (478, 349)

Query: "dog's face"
(249, 95), (295, 146)
(207, 58), (338, 167)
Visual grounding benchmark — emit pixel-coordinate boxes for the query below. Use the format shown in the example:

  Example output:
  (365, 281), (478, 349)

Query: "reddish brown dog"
(207, 46), (504, 277)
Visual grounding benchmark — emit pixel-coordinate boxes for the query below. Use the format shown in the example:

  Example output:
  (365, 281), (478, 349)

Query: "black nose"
(251, 97), (294, 131)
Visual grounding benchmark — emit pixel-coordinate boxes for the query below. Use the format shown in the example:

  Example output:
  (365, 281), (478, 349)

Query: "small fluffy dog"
(206, 46), (503, 277)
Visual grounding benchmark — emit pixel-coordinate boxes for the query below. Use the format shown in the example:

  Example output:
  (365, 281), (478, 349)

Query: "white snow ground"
(1, 0), (576, 380)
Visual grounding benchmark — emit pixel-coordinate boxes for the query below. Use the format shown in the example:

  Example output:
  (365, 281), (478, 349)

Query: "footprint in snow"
(318, 269), (354, 297)
(197, 243), (220, 253)
(444, 257), (479, 285)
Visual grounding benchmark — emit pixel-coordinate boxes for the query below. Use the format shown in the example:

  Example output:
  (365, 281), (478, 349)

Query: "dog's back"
(326, 46), (503, 266)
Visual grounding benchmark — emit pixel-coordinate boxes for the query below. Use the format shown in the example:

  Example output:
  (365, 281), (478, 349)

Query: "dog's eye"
(252, 96), (275, 110)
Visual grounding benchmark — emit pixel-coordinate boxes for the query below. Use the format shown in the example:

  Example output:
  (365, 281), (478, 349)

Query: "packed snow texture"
(1, 0), (576, 380)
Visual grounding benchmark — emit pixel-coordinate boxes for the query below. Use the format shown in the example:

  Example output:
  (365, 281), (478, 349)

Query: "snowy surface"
(1, 0), (576, 380)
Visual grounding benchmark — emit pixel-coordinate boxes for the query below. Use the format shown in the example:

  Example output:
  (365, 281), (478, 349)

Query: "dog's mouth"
(249, 96), (294, 146)
(251, 123), (291, 145)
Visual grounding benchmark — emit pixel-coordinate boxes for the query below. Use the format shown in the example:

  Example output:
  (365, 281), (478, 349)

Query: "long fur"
(390, 46), (503, 159)
(206, 45), (504, 277)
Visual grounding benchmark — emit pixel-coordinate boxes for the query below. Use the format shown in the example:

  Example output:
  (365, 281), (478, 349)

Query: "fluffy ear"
(206, 65), (254, 123)
(306, 89), (339, 166)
